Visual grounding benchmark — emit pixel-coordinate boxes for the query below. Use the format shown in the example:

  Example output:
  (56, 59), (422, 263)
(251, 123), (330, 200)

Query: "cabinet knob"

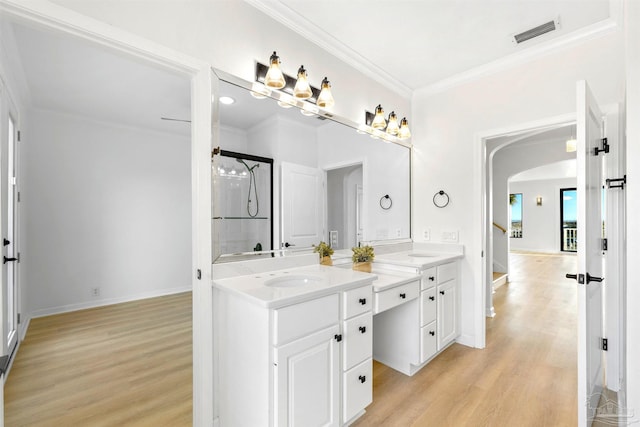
(358, 375), (366, 384)
(359, 326), (366, 334)
(429, 296), (435, 301)
(399, 293), (406, 299)
(429, 331), (435, 336)
(334, 334), (342, 342)
(429, 276), (435, 281)
(358, 298), (367, 305)
(440, 290), (445, 295)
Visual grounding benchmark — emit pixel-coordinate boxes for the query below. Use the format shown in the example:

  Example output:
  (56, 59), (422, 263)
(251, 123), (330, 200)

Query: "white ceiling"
(250, 0), (611, 92)
(8, 22), (191, 136)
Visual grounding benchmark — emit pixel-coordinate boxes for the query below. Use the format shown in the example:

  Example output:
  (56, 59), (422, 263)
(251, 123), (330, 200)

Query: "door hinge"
(17, 192), (21, 202)
(17, 130), (21, 142)
(606, 175), (626, 190)
(211, 147), (221, 158)
(17, 252), (21, 263)
(196, 269), (202, 280)
(17, 313), (21, 324)
(602, 238), (608, 251)
(602, 338), (608, 351)
(594, 137), (609, 156)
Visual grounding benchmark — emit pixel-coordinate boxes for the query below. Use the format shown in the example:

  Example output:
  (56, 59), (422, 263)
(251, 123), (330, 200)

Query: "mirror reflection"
(212, 78), (410, 263)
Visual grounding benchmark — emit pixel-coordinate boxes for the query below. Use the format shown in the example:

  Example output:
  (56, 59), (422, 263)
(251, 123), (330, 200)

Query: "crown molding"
(244, 0), (413, 99)
(418, 18), (620, 96)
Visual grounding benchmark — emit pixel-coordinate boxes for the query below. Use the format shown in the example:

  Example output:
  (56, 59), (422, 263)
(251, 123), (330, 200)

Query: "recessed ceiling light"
(219, 96), (235, 105)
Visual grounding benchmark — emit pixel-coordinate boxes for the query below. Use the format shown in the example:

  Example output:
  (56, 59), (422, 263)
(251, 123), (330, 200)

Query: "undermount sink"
(407, 253), (437, 258)
(264, 275), (323, 288)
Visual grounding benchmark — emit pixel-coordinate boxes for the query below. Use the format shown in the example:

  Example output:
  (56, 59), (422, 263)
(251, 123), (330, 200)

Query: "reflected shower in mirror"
(212, 74), (411, 263)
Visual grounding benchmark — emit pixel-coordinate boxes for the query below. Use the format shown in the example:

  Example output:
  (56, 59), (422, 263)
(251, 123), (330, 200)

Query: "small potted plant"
(352, 245), (375, 272)
(313, 241), (334, 266)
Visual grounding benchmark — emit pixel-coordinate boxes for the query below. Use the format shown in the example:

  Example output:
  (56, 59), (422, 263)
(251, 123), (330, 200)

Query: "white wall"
(412, 29), (624, 346)
(624, 0), (639, 416)
(50, 0), (411, 125)
(508, 177), (577, 253)
(24, 108), (191, 317)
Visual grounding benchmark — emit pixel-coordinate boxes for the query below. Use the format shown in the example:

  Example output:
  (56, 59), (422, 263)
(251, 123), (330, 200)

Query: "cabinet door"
(343, 312), (373, 371)
(437, 279), (457, 350)
(420, 321), (437, 363)
(274, 325), (340, 427)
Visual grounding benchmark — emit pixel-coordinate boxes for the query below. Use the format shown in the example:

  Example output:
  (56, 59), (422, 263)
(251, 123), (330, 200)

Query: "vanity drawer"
(343, 358), (372, 424)
(343, 312), (373, 371)
(374, 280), (419, 314)
(420, 321), (438, 363)
(437, 262), (456, 284)
(421, 267), (437, 290)
(273, 294), (338, 346)
(420, 287), (437, 326)
(343, 285), (373, 319)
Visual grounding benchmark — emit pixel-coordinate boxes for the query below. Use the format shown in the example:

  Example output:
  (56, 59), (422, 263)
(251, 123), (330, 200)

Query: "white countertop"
(374, 250), (463, 270)
(369, 268), (419, 292)
(212, 263), (377, 309)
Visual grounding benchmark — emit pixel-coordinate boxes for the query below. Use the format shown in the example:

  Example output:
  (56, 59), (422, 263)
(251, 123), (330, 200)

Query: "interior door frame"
(0, 2), (214, 425)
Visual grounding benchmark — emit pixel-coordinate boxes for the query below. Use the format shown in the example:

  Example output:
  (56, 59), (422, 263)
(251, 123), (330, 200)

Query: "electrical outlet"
(442, 230), (459, 242)
(330, 230), (338, 247)
(423, 229), (431, 241)
(396, 228), (402, 237)
(91, 287), (101, 297)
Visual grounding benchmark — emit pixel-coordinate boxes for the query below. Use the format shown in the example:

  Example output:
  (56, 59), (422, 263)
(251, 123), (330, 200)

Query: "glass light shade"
(277, 94), (295, 109)
(371, 104), (387, 129)
(250, 82), (270, 99)
(293, 65), (312, 99)
(264, 51), (286, 89)
(386, 111), (399, 135)
(398, 117), (411, 139)
(317, 77), (335, 109)
(300, 103), (319, 116)
(566, 138), (577, 152)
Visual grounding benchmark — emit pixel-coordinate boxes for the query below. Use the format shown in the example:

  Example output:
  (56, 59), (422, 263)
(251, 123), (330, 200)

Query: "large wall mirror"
(212, 72), (411, 263)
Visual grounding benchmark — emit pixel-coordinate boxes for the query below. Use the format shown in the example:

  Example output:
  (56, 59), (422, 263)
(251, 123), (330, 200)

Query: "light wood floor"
(4, 292), (192, 426)
(353, 252), (578, 427)
(5, 253), (579, 426)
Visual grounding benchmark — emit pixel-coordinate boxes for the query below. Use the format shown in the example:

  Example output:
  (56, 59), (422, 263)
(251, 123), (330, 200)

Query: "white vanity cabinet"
(215, 280), (373, 427)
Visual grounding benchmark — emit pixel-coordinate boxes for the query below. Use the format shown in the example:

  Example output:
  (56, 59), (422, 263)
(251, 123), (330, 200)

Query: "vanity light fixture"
(386, 111), (400, 136)
(317, 77), (335, 109)
(398, 117), (412, 140)
(264, 51), (286, 89)
(293, 65), (313, 99)
(566, 137), (577, 152)
(371, 104), (387, 130)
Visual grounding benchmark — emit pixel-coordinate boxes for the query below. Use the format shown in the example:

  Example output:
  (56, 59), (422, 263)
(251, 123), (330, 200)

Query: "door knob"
(566, 273), (585, 284)
(399, 293), (406, 299)
(3, 238), (9, 246)
(429, 296), (435, 301)
(3, 256), (18, 264)
(359, 326), (366, 334)
(587, 273), (604, 284)
(283, 242), (295, 248)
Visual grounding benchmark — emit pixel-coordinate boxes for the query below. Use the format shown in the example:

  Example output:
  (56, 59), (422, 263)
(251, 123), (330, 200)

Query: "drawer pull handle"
(399, 293), (406, 299)
(429, 296), (435, 301)
(334, 334), (342, 342)
(358, 375), (366, 384)
(359, 326), (366, 334)
(429, 276), (435, 281)
(429, 331), (435, 336)
(440, 290), (445, 295)
(358, 298), (367, 305)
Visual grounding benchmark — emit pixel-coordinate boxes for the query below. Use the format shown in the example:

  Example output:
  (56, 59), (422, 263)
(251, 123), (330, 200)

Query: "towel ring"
(380, 194), (392, 210)
(433, 190), (450, 208)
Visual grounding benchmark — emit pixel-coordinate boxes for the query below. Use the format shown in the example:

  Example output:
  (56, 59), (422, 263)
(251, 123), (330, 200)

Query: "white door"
(274, 325), (340, 427)
(281, 162), (324, 249)
(573, 80), (605, 426)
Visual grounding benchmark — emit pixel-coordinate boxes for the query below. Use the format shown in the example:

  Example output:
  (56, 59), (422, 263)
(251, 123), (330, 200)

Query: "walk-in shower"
(213, 150), (273, 261)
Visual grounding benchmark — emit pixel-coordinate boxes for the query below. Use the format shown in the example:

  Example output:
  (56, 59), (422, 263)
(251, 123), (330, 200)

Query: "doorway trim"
(474, 111), (576, 348)
(0, 1), (213, 424)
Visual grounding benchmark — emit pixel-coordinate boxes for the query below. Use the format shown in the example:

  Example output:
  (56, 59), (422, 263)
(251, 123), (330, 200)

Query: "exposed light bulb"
(386, 111), (399, 136)
(317, 77), (335, 109)
(293, 65), (312, 99)
(371, 104), (387, 129)
(566, 138), (577, 152)
(264, 51), (286, 89)
(398, 117), (411, 140)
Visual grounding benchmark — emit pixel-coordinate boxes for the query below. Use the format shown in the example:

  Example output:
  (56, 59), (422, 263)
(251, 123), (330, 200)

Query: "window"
(561, 188), (577, 251)
(510, 193), (522, 238)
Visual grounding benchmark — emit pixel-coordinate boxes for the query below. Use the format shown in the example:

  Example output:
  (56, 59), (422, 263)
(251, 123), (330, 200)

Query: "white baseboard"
(456, 333), (477, 348)
(29, 285), (192, 319)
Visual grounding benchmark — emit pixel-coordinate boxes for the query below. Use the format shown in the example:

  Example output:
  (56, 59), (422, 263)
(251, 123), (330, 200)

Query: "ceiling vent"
(512, 18), (560, 44)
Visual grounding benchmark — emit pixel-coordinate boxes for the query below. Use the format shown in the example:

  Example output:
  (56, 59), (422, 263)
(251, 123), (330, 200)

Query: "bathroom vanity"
(213, 244), (463, 426)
